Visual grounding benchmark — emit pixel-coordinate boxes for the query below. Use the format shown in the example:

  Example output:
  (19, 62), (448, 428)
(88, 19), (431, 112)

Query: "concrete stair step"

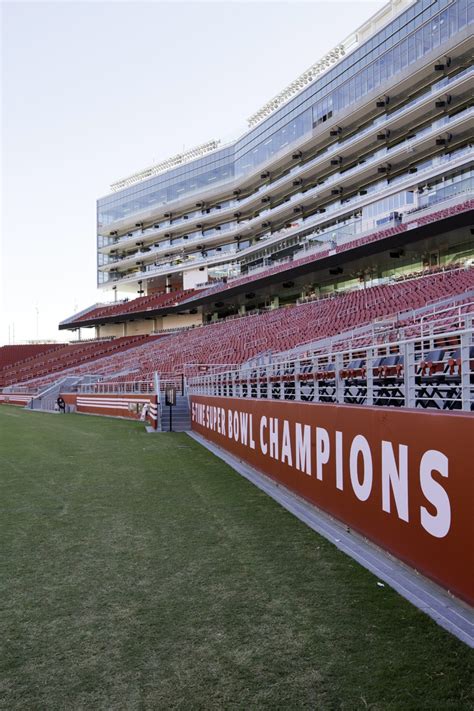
(160, 393), (191, 431)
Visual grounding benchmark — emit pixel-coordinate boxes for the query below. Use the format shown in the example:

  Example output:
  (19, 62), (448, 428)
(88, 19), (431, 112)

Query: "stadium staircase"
(28, 374), (103, 411)
(159, 393), (191, 432)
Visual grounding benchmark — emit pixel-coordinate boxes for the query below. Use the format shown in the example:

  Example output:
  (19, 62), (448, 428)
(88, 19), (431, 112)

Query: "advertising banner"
(191, 395), (473, 605)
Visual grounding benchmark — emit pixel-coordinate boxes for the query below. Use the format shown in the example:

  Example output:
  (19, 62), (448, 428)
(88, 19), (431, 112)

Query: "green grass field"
(0, 405), (472, 710)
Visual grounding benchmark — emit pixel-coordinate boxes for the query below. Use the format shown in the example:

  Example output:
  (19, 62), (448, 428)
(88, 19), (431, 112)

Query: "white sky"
(1, 0), (385, 345)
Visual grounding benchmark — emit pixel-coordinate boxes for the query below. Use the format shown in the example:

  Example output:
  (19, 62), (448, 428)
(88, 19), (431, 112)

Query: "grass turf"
(0, 405), (472, 710)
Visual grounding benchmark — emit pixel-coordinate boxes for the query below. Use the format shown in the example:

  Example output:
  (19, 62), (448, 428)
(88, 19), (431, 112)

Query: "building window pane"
(423, 22), (432, 53)
(431, 17), (440, 48)
(373, 59), (380, 87)
(393, 43), (401, 72)
(400, 38), (409, 68)
(415, 28), (424, 58)
(439, 9), (449, 42)
(458, 0), (467, 27)
(408, 34), (416, 63)
(367, 64), (374, 93)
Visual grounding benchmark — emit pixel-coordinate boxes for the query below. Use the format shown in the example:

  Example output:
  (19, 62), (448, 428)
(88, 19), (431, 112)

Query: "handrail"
(188, 326), (474, 413)
(78, 381), (155, 394)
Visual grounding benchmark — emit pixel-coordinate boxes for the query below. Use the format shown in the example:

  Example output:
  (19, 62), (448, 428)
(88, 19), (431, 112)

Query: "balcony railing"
(100, 107), (473, 278)
(188, 326), (474, 412)
(99, 68), (473, 242)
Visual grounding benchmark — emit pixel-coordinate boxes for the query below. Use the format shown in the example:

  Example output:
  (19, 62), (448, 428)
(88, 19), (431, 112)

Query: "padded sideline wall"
(190, 395), (473, 605)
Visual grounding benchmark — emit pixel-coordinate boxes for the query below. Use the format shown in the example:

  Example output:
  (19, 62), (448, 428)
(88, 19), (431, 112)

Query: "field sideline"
(0, 405), (472, 709)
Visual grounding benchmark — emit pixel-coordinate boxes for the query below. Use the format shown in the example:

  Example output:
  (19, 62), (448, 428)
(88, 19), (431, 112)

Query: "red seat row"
(66, 288), (200, 325)
(0, 344), (64, 370)
(0, 335), (159, 387)
(10, 267), (473, 391)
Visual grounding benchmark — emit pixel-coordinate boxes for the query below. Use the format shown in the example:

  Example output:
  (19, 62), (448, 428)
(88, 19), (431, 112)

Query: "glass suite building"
(96, 0), (473, 304)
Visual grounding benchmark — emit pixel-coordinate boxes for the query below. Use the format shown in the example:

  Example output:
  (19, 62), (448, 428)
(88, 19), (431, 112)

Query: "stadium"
(1, 0), (474, 706)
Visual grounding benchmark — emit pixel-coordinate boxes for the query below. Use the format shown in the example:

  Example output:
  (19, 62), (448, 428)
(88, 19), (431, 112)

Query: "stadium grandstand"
(55, 0), (472, 343)
(1, 0), (473, 410)
(0, 0), (471, 406)
(1, 0), (473, 644)
(0, 343), (65, 370)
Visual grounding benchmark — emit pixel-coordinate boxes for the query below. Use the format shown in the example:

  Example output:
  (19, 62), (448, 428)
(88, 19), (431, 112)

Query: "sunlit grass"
(0, 405), (472, 710)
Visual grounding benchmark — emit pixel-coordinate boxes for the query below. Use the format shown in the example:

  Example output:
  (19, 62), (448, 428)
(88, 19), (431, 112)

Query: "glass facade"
(234, 0), (472, 174)
(362, 191), (415, 222)
(97, 0), (473, 288)
(98, 146), (235, 227)
(99, 0), (472, 230)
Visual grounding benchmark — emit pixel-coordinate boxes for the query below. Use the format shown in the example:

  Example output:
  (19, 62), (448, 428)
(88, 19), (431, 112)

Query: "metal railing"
(0, 385), (39, 395)
(188, 327), (474, 412)
(99, 68), (472, 247)
(259, 294), (474, 368)
(78, 381), (155, 394)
